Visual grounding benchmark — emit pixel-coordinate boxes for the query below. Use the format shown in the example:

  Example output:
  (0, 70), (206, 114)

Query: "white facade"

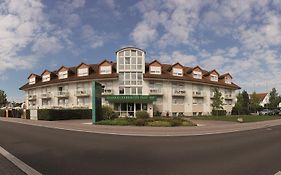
(22, 47), (239, 117)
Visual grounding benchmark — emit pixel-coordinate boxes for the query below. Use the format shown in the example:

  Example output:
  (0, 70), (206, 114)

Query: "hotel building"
(20, 47), (240, 117)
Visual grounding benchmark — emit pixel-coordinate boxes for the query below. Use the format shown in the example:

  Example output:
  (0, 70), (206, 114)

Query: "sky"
(1, 0), (281, 102)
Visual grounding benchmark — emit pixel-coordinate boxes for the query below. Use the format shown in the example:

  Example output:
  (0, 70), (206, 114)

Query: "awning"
(104, 95), (157, 103)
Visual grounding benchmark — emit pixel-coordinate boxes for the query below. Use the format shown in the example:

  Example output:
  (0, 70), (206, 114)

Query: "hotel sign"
(105, 95), (157, 103)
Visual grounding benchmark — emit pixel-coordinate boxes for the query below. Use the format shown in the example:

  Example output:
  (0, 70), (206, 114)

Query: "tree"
(232, 90), (250, 115)
(249, 92), (261, 113)
(268, 88), (281, 108)
(211, 88), (224, 110)
(241, 90), (250, 114)
(0, 90), (7, 107)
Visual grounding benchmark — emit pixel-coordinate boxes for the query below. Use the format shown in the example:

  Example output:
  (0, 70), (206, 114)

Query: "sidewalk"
(1, 117), (281, 136)
(0, 154), (25, 175)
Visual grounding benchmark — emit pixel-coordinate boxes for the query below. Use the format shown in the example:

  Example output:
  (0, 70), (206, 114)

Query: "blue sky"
(1, 0), (281, 102)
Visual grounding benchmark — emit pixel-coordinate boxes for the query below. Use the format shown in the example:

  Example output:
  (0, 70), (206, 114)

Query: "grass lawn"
(95, 117), (196, 127)
(190, 115), (281, 123)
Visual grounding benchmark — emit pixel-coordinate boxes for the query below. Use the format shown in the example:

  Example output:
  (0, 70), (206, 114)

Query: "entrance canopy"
(105, 95), (157, 103)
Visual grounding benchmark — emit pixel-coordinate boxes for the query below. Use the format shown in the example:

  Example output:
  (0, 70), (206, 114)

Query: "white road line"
(0, 146), (42, 175)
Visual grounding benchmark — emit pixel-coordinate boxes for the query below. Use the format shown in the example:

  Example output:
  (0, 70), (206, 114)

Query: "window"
(58, 71), (68, 79)
(42, 75), (50, 82)
(193, 71), (202, 79)
(155, 97), (163, 105)
(42, 99), (51, 107)
(77, 97), (89, 106)
(100, 66), (111, 74)
(78, 68), (89, 76)
(173, 68), (183, 76)
(225, 78), (231, 84)
(150, 66), (161, 74)
(29, 78), (36, 85)
(58, 98), (68, 106)
(210, 74), (218, 81)
(172, 96), (184, 104)
(193, 98), (203, 105)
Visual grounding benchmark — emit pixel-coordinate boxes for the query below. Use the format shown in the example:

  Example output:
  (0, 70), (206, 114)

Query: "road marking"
(0, 146), (42, 175)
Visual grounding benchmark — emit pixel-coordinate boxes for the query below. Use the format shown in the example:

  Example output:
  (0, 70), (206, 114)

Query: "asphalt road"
(0, 121), (281, 175)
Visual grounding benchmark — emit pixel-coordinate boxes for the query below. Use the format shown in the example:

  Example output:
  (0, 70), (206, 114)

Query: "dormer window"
(225, 78), (231, 84)
(100, 66), (111, 74)
(210, 74), (218, 82)
(173, 68), (183, 76)
(29, 77), (36, 85)
(150, 66), (161, 74)
(59, 71), (68, 79)
(42, 74), (50, 82)
(78, 68), (89, 77)
(193, 71), (202, 79)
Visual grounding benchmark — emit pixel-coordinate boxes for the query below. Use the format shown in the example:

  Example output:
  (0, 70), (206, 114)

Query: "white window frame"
(42, 74), (50, 82)
(225, 78), (231, 84)
(173, 68), (183, 76)
(78, 68), (89, 77)
(193, 71), (202, 79)
(29, 77), (36, 85)
(150, 66), (161, 74)
(210, 74), (218, 82)
(58, 71), (68, 79)
(100, 66), (111, 74)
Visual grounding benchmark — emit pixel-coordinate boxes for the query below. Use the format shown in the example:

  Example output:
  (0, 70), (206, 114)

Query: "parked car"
(258, 109), (273, 115)
(271, 109), (281, 115)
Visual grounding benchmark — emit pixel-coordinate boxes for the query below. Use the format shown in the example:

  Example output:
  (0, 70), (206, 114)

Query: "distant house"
(254, 93), (269, 107)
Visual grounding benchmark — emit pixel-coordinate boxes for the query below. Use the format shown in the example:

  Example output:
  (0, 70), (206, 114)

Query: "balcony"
(149, 88), (163, 95)
(76, 90), (90, 97)
(224, 94), (234, 100)
(172, 89), (186, 96)
(102, 89), (113, 95)
(28, 95), (36, 101)
(193, 91), (205, 98)
(41, 93), (52, 99)
(56, 91), (69, 98)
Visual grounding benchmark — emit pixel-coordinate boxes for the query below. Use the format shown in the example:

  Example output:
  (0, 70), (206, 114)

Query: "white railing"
(193, 91), (205, 97)
(149, 88), (162, 95)
(76, 90), (90, 96)
(173, 89), (186, 96)
(57, 91), (69, 97)
(102, 89), (113, 95)
(28, 95), (37, 100)
(41, 93), (52, 99)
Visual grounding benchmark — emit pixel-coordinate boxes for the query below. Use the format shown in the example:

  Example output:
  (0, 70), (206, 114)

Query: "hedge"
(0, 109), (5, 117)
(37, 109), (92, 121)
(211, 109), (227, 116)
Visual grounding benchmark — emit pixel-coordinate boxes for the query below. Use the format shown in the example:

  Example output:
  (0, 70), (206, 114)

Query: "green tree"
(211, 88), (224, 110)
(249, 92), (261, 113)
(0, 90), (7, 107)
(232, 92), (243, 115)
(241, 90), (250, 114)
(268, 88), (281, 108)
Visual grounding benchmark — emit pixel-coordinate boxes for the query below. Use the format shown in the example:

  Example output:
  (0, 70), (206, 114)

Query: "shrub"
(96, 118), (132, 126)
(37, 109), (92, 121)
(212, 109), (227, 116)
(136, 111), (149, 119)
(0, 109), (5, 117)
(102, 106), (118, 120)
(135, 119), (146, 126)
(25, 109), (30, 119)
(147, 121), (171, 127)
(170, 118), (182, 126)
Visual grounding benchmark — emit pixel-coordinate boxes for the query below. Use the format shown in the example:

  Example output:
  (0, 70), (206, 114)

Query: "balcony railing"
(193, 91), (205, 97)
(41, 93), (52, 99)
(102, 89), (113, 95)
(76, 90), (90, 97)
(172, 89), (186, 96)
(149, 88), (163, 95)
(28, 95), (37, 100)
(224, 94), (234, 99)
(56, 91), (69, 98)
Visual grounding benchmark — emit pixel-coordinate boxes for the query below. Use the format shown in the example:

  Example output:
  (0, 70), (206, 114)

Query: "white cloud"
(155, 51), (197, 66)
(131, 22), (158, 48)
(81, 24), (110, 49)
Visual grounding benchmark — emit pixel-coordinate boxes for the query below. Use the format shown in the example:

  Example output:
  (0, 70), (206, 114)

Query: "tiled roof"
(20, 62), (240, 90)
(254, 93), (268, 102)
